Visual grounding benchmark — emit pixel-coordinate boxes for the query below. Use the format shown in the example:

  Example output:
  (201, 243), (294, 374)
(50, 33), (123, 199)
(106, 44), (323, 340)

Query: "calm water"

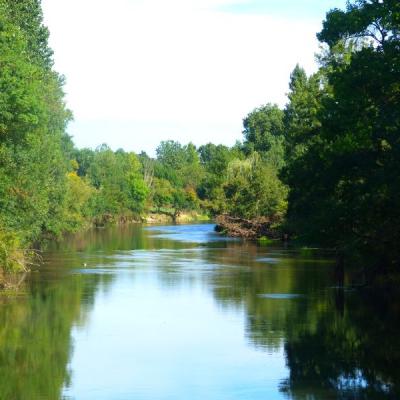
(0, 223), (399, 400)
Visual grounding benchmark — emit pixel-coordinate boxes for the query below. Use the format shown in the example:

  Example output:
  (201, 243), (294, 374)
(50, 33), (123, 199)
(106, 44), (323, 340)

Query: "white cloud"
(42, 0), (322, 154)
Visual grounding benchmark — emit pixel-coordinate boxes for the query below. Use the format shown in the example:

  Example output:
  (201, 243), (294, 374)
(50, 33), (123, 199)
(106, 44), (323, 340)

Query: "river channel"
(0, 223), (399, 399)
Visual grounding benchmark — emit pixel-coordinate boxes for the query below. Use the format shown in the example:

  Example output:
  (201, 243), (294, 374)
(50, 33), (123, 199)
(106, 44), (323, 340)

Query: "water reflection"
(0, 271), (106, 400)
(0, 224), (398, 399)
(281, 291), (400, 399)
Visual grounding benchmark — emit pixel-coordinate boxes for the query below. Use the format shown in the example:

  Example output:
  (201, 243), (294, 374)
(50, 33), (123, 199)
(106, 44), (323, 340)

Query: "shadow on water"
(0, 223), (399, 399)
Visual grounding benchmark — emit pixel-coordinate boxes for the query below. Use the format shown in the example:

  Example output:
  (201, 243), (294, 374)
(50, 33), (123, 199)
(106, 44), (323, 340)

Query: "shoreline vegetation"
(0, 0), (399, 289)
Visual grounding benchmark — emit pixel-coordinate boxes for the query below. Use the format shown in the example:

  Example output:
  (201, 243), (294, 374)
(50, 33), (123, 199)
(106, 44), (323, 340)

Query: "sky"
(42, 0), (347, 155)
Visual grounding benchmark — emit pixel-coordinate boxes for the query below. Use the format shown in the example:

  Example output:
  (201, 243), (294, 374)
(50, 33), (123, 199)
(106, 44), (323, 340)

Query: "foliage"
(285, 0), (400, 279)
(62, 171), (94, 231)
(197, 143), (241, 214)
(318, 0), (400, 47)
(0, 1), (72, 245)
(242, 104), (286, 170)
(0, 228), (26, 273)
(224, 153), (288, 220)
(2, 0), (53, 68)
(283, 65), (323, 165)
(77, 146), (149, 220)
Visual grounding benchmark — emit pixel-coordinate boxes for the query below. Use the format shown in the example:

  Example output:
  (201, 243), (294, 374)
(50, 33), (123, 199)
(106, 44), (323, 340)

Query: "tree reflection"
(0, 246), (115, 399)
(280, 290), (400, 399)
(0, 225), (398, 399)
(205, 242), (400, 398)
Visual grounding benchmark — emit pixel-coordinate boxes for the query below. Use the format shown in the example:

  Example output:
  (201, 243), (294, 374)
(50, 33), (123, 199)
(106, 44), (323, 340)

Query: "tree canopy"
(285, 0), (400, 280)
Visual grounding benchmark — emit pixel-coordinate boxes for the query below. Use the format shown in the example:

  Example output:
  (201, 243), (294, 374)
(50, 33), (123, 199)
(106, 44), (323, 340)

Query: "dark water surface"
(0, 224), (399, 399)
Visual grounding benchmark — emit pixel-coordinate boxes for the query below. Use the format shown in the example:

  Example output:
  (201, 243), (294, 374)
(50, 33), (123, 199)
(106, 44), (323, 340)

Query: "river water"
(0, 223), (399, 399)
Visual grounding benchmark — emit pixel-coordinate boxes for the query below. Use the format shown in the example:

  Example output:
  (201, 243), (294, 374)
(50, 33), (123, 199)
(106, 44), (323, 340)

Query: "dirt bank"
(215, 214), (284, 240)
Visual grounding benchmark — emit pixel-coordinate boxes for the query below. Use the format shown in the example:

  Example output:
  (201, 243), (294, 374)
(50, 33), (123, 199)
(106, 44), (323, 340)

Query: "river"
(0, 223), (399, 399)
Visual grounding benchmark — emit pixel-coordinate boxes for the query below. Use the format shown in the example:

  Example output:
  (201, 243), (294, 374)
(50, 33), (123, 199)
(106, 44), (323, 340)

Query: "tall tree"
(286, 0), (400, 280)
(3, 0), (53, 68)
(283, 65), (323, 165)
(0, 2), (71, 242)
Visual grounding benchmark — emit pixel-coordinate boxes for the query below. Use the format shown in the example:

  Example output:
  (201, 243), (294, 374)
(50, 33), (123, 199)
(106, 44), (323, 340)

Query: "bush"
(0, 229), (27, 273)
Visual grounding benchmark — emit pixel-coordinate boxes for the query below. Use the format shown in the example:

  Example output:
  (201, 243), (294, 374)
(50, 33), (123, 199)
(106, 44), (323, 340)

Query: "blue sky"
(218, 0), (346, 17)
(42, 0), (347, 156)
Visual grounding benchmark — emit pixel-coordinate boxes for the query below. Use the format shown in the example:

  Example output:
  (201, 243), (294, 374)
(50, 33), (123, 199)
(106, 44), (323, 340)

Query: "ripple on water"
(256, 257), (280, 264)
(257, 293), (305, 299)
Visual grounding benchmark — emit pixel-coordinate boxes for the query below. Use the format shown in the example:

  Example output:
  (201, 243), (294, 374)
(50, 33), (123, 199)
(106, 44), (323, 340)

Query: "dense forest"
(0, 0), (399, 286)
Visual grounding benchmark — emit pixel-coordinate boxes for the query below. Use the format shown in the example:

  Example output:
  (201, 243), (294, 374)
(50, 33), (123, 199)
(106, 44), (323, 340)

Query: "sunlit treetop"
(318, 0), (400, 47)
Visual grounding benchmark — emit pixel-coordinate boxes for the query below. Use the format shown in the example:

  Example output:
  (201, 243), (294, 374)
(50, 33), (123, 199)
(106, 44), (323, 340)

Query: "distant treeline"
(0, 0), (399, 284)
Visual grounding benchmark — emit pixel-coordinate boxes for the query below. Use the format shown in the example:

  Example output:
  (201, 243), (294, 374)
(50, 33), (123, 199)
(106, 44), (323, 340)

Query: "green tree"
(283, 65), (323, 165)
(0, 3), (71, 243)
(156, 140), (186, 171)
(85, 146), (149, 221)
(197, 143), (242, 214)
(3, 0), (53, 68)
(126, 153), (149, 215)
(242, 104), (285, 170)
(318, 0), (400, 48)
(286, 0), (400, 280)
(224, 153), (288, 220)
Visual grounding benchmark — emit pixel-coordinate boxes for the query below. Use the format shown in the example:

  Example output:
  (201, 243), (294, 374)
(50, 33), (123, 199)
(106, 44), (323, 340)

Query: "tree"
(196, 143), (243, 214)
(3, 0), (53, 68)
(224, 153), (288, 220)
(286, 0), (400, 280)
(126, 153), (149, 215)
(242, 104), (285, 170)
(283, 65), (323, 165)
(85, 146), (149, 220)
(0, 4), (71, 243)
(318, 0), (400, 48)
(156, 140), (186, 171)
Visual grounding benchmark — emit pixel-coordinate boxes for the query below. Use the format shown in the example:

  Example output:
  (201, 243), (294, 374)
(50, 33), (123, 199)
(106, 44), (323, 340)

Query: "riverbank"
(215, 214), (284, 240)
(145, 211), (210, 224)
